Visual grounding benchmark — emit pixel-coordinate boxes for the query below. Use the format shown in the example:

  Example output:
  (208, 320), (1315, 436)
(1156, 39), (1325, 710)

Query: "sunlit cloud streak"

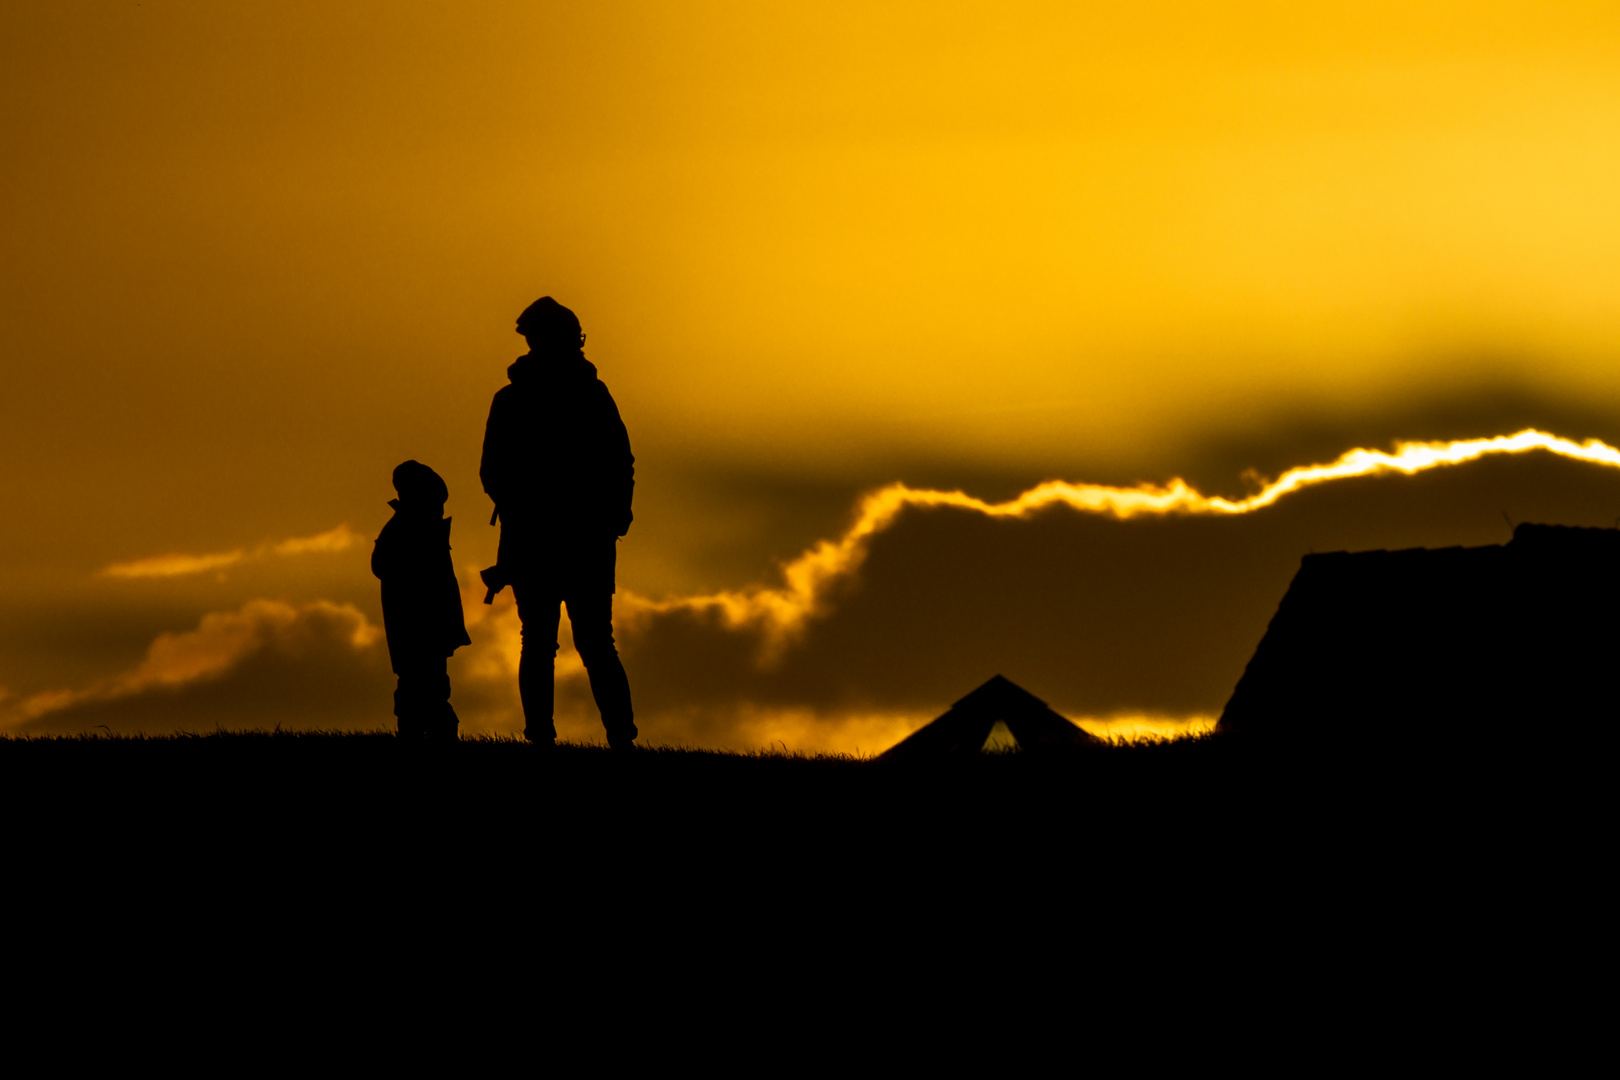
(1, 599), (381, 726)
(100, 524), (363, 579)
(624, 430), (1620, 651)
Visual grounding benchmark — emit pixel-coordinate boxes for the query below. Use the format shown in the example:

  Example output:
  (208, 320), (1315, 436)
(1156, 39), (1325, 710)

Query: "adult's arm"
(479, 388), (514, 509)
(598, 385), (635, 536)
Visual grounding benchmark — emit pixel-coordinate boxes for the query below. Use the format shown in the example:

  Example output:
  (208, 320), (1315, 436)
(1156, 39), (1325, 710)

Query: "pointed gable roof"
(877, 675), (1103, 760)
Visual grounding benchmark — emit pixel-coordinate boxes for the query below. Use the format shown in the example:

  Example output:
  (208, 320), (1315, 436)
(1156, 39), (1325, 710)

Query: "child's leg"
(395, 659), (441, 740)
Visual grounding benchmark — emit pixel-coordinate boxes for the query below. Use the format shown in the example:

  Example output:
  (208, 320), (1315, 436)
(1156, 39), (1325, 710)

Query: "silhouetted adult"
(481, 297), (637, 749)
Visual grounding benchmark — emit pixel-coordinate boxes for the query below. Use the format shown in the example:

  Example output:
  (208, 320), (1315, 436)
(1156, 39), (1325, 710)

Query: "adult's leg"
(565, 590), (636, 748)
(513, 584), (562, 744)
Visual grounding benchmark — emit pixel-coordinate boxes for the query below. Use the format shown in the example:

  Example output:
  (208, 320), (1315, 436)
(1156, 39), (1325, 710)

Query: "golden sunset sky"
(7, 2), (1620, 748)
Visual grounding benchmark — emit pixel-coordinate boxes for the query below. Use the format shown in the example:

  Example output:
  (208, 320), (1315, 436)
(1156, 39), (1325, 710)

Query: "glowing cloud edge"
(619, 429), (1620, 648)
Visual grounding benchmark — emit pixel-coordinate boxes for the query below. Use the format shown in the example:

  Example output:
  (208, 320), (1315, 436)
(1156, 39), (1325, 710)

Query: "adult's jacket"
(480, 353), (634, 584)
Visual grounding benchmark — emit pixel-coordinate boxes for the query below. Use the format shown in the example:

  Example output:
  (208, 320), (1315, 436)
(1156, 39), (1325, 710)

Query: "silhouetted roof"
(1218, 523), (1620, 738)
(878, 675), (1102, 760)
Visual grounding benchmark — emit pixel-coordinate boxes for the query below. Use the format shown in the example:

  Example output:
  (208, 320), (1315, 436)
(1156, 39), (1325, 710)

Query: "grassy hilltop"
(0, 724), (1537, 833)
(2, 728), (1245, 856)
(4, 727), (1586, 894)
(3, 727), (1600, 986)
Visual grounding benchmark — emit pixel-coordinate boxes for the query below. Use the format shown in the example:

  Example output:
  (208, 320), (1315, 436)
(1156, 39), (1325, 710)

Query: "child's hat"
(392, 460), (448, 504)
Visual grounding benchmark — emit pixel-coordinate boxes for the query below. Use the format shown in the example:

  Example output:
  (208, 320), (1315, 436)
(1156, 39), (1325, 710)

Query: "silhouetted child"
(372, 460), (472, 742)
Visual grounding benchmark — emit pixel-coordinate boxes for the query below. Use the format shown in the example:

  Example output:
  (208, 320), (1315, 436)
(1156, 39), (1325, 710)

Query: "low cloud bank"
(2, 581), (1212, 751)
(30, 436), (1620, 750)
(5, 599), (390, 733)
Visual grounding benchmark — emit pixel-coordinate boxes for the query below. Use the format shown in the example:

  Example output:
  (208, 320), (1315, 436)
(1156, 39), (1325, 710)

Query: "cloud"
(33, 430), (1620, 751)
(591, 435), (1620, 746)
(620, 430), (1620, 655)
(99, 551), (248, 579)
(6, 599), (387, 733)
(100, 524), (364, 579)
(269, 526), (365, 558)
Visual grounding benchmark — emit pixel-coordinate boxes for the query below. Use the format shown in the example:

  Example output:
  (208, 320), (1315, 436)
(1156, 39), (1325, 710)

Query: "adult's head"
(516, 296), (585, 355)
(392, 459), (449, 507)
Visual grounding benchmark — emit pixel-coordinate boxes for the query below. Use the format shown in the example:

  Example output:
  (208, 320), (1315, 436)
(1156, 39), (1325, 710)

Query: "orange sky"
(6, 3), (1620, 747)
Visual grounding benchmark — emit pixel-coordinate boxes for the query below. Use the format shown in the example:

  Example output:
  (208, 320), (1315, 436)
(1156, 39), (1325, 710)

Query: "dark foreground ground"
(2, 729), (1607, 1050)
(6, 731), (1260, 878)
(4, 728), (1595, 888)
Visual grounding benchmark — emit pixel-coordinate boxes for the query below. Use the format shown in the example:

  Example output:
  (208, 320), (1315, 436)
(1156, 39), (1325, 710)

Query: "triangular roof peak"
(877, 675), (1102, 760)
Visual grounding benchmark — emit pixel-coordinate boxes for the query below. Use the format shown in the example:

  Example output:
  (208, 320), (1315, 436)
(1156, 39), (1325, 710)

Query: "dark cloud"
(11, 600), (397, 735)
(615, 449), (1620, 743)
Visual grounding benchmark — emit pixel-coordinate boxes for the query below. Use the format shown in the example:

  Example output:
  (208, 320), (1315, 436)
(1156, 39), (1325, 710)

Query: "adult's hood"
(506, 353), (599, 385)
